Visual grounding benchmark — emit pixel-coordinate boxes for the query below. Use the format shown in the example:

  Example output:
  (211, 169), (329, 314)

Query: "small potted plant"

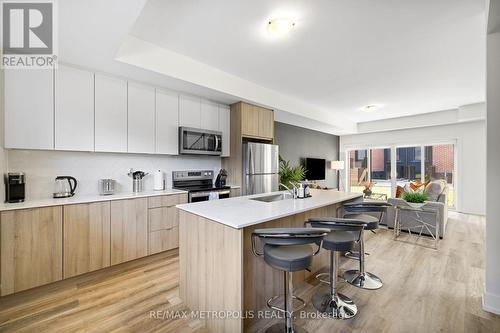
(362, 181), (375, 197)
(279, 156), (306, 190)
(402, 192), (429, 207)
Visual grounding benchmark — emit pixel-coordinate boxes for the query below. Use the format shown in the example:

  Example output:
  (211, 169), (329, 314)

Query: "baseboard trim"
(483, 290), (500, 315)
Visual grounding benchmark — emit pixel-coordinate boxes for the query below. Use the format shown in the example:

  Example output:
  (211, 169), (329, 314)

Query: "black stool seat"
(343, 213), (379, 230)
(252, 227), (329, 333)
(323, 231), (358, 251)
(341, 201), (392, 290)
(306, 217), (367, 319)
(264, 244), (313, 272)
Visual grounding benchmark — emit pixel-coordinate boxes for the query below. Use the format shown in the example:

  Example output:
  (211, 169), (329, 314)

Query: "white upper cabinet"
(4, 64), (226, 157)
(156, 89), (179, 155)
(4, 69), (54, 150)
(201, 100), (219, 131)
(94, 74), (128, 153)
(128, 83), (155, 154)
(55, 65), (94, 151)
(219, 104), (230, 157)
(179, 95), (201, 128)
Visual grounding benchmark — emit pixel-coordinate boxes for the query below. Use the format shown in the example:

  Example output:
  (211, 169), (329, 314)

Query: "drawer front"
(148, 206), (178, 232)
(149, 227), (179, 254)
(148, 193), (188, 208)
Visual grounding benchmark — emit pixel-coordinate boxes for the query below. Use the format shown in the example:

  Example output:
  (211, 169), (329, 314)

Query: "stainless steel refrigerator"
(243, 142), (279, 195)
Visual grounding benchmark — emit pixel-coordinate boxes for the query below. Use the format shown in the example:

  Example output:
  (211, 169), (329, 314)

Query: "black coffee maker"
(215, 169), (228, 188)
(5, 173), (25, 203)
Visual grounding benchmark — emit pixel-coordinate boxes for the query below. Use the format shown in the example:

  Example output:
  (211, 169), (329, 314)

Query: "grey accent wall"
(274, 122), (339, 189)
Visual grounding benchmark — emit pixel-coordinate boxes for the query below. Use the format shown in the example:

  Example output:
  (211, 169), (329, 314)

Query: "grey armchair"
(384, 185), (448, 238)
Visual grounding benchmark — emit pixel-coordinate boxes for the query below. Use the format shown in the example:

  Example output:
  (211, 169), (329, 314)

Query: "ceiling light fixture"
(267, 18), (295, 37)
(360, 104), (382, 112)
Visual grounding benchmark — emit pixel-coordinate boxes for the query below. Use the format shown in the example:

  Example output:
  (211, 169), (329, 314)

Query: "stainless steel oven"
(172, 170), (231, 203)
(189, 188), (231, 202)
(179, 127), (222, 156)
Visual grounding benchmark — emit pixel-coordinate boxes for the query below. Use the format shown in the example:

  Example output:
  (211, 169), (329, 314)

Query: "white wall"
(7, 150), (221, 200)
(340, 121), (486, 215)
(357, 103), (485, 134)
(484, 28), (500, 314)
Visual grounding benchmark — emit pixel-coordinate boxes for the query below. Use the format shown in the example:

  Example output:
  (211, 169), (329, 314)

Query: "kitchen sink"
(250, 193), (293, 203)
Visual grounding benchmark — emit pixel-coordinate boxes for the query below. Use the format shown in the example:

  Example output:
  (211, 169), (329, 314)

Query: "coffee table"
(364, 192), (387, 201)
(394, 204), (440, 249)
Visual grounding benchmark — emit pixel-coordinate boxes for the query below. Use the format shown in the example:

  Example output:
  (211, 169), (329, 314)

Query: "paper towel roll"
(154, 170), (165, 191)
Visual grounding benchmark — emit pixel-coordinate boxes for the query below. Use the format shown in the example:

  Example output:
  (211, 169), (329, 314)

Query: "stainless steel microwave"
(179, 127), (222, 155)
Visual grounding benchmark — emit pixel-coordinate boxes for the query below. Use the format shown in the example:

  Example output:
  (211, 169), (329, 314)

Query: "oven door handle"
(189, 189), (231, 201)
(190, 192), (211, 198)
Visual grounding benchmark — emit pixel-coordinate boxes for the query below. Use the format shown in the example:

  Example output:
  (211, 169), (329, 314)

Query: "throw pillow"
(395, 185), (404, 198)
(409, 180), (430, 191)
(409, 181), (421, 191)
(424, 180), (444, 201)
(403, 183), (414, 194)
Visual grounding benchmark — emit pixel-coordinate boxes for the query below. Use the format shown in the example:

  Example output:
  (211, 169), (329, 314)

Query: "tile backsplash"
(7, 150), (221, 200)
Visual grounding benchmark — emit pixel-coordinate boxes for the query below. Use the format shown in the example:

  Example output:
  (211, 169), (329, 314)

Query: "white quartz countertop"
(176, 189), (363, 229)
(0, 189), (187, 212)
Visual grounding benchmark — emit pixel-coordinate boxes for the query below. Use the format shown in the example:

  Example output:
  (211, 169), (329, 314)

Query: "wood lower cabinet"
(149, 206), (178, 231)
(230, 188), (241, 197)
(148, 193), (188, 209)
(0, 194), (187, 296)
(147, 193), (187, 255)
(63, 202), (111, 278)
(110, 198), (148, 265)
(148, 207), (178, 255)
(149, 228), (179, 255)
(0, 207), (63, 296)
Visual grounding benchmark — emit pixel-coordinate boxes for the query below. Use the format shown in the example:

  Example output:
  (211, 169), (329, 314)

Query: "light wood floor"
(249, 212), (500, 333)
(0, 212), (499, 332)
(0, 250), (206, 333)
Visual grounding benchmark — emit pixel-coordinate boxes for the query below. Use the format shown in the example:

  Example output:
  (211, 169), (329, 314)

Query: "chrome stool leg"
(265, 271), (308, 333)
(344, 250), (360, 260)
(343, 232), (383, 290)
(312, 251), (358, 319)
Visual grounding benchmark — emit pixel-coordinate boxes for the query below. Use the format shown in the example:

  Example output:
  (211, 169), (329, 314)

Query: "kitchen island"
(176, 189), (363, 333)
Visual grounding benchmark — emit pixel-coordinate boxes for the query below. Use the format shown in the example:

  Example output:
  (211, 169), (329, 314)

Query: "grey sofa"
(384, 185), (449, 238)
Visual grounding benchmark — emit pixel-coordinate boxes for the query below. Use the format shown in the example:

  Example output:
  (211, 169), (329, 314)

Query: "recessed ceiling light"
(267, 18), (295, 37)
(360, 104), (383, 112)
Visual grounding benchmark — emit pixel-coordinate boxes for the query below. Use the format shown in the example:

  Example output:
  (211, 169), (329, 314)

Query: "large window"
(370, 148), (392, 198)
(347, 143), (456, 208)
(425, 144), (455, 207)
(396, 146), (422, 186)
(349, 149), (368, 194)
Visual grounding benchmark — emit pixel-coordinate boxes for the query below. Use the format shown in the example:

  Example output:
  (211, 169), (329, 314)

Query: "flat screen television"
(304, 158), (326, 180)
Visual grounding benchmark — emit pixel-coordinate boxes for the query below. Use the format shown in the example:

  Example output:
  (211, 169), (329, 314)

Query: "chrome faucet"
(280, 182), (298, 199)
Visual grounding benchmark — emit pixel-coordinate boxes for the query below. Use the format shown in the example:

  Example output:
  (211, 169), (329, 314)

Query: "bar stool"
(252, 227), (329, 333)
(342, 201), (391, 290)
(306, 217), (367, 319)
